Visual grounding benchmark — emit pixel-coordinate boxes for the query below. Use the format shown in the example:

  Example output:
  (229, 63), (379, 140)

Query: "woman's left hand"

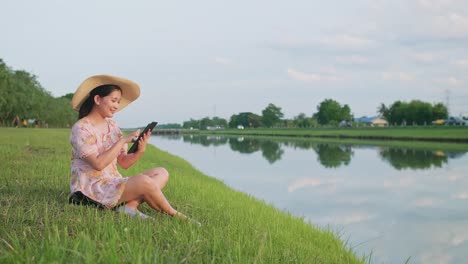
(136, 129), (152, 153)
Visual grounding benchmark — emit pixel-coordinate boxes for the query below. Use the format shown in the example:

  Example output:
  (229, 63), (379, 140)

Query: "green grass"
(0, 128), (365, 263)
(190, 126), (468, 142)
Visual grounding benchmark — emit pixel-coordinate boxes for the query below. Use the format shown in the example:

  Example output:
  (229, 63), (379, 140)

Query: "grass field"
(0, 128), (365, 263)
(190, 126), (468, 142)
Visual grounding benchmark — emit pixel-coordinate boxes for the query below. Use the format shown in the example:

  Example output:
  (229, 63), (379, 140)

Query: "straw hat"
(72, 75), (140, 112)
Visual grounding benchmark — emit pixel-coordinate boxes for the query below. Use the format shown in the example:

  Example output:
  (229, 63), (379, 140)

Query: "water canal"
(150, 134), (468, 263)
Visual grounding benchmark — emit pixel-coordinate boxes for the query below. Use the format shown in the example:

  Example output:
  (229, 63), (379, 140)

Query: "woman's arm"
(84, 130), (140, 171)
(117, 130), (151, 169)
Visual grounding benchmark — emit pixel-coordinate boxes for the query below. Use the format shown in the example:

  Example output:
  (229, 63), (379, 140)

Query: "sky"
(2, 0), (468, 127)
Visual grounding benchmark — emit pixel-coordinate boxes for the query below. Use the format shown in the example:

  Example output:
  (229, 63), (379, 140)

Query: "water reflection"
(183, 135), (228, 146)
(379, 148), (466, 170)
(259, 141), (284, 164)
(312, 144), (353, 168)
(228, 136), (262, 154)
(153, 134), (468, 263)
(379, 148), (447, 170)
(179, 135), (466, 170)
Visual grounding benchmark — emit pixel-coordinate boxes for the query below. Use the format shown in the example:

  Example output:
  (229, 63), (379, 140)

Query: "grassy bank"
(0, 128), (364, 263)
(188, 126), (468, 142)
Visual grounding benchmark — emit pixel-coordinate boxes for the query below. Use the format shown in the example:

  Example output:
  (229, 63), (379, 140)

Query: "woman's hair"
(78, 85), (122, 119)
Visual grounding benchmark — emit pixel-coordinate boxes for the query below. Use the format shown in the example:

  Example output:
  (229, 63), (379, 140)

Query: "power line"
(445, 89), (450, 115)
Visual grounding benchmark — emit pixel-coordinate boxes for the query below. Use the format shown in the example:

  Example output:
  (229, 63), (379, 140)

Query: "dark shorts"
(68, 191), (106, 209)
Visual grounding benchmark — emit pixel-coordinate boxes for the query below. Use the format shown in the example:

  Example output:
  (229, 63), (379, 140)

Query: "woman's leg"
(117, 174), (177, 216)
(123, 167), (170, 209)
(142, 167), (170, 189)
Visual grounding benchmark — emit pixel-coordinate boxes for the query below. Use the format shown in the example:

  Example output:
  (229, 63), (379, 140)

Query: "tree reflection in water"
(260, 141), (284, 164)
(183, 135), (228, 147)
(228, 137), (261, 154)
(178, 135), (466, 169)
(312, 144), (353, 168)
(378, 148), (466, 170)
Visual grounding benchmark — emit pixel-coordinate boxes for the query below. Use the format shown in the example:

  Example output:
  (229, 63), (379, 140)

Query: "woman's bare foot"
(175, 211), (202, 227)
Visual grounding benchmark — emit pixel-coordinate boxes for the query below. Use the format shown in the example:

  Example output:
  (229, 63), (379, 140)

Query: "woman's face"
(95, 89), (122, 118)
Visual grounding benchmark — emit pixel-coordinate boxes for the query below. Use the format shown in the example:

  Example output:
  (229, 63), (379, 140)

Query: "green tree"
(0, 60), (14, 125)
(387, 101), (407, 125)
(158, 123), (182, 129)
(386, 100), (447, 126)
(183, 119), (200, 129)
(314, 99), (352, 125)
(199, 117), (213, 130)
(293, 113), (317, 128)
(432, 103), (448, 120)
(229, 112), (262, 128)
(377, 103), (389, 119)
(61, 93), (74, 100)
(293, 113), (308, 128)
(341, 105), (352, 121)
(211, 116), (228, 128)
(0, 59), (76, 127)
(261, 103), (284, 128)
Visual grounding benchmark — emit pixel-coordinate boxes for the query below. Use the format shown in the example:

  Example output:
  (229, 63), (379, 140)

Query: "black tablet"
(127, 121), (158, 153)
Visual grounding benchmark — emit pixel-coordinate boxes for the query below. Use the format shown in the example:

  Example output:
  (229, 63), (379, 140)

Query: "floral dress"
(70, 118), (128, 208)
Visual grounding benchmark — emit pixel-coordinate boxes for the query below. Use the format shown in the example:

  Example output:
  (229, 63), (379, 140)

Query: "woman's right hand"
(123, 129), (141, 144)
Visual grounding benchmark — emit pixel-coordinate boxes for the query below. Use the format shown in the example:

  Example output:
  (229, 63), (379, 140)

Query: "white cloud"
(287, 68), (340, 82)
(413, 197), (439, 207)
(412, 52), (438, 63)
(453, 192), (468, 199)
(335, 55), (370, 65)
(454, 59), (468, 69)
(434, 76), (464, 87)
(433, 13), (468, 37)
(319, 34), (375, 49)
(382, 71), (414, 81)
(313, 211), (375, 225)
(277, 35), (302, 47)
(447, 76), (463, 85)
(419, 251), (452, 264)
(213, 57), (232, 65)
(288, 176), (342, 193)
(336, 212), (374, 225)
(417, 0), (455, 9)
(383, 174), (416, 188)
(288, 178), (322, 192)
(447, 173), (464, 181)
(447, 13), (468, 31)
(451, 229), (468, 246)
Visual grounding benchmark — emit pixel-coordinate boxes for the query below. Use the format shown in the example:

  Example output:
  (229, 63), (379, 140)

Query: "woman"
(69, 74), (193, 222)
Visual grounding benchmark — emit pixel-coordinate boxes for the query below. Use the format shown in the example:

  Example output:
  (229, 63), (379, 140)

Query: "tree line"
(0, 58), (452, 129)
(0, 59), (76, 127)
(181, 98), (449, 130)
(378, 101), (448, 126)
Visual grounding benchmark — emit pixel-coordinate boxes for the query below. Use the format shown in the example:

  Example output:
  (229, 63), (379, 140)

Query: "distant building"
(206, 126), (224, 130)
(339, 120), (352, 127)
(354, 116), (389, 127)
(371, 117), (389, 127)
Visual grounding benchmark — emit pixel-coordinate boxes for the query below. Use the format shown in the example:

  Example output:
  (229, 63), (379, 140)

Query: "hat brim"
(72, 75), (140, 112)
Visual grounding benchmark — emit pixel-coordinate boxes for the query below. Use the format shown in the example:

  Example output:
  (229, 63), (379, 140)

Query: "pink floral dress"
(70, 118), (128, 208)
